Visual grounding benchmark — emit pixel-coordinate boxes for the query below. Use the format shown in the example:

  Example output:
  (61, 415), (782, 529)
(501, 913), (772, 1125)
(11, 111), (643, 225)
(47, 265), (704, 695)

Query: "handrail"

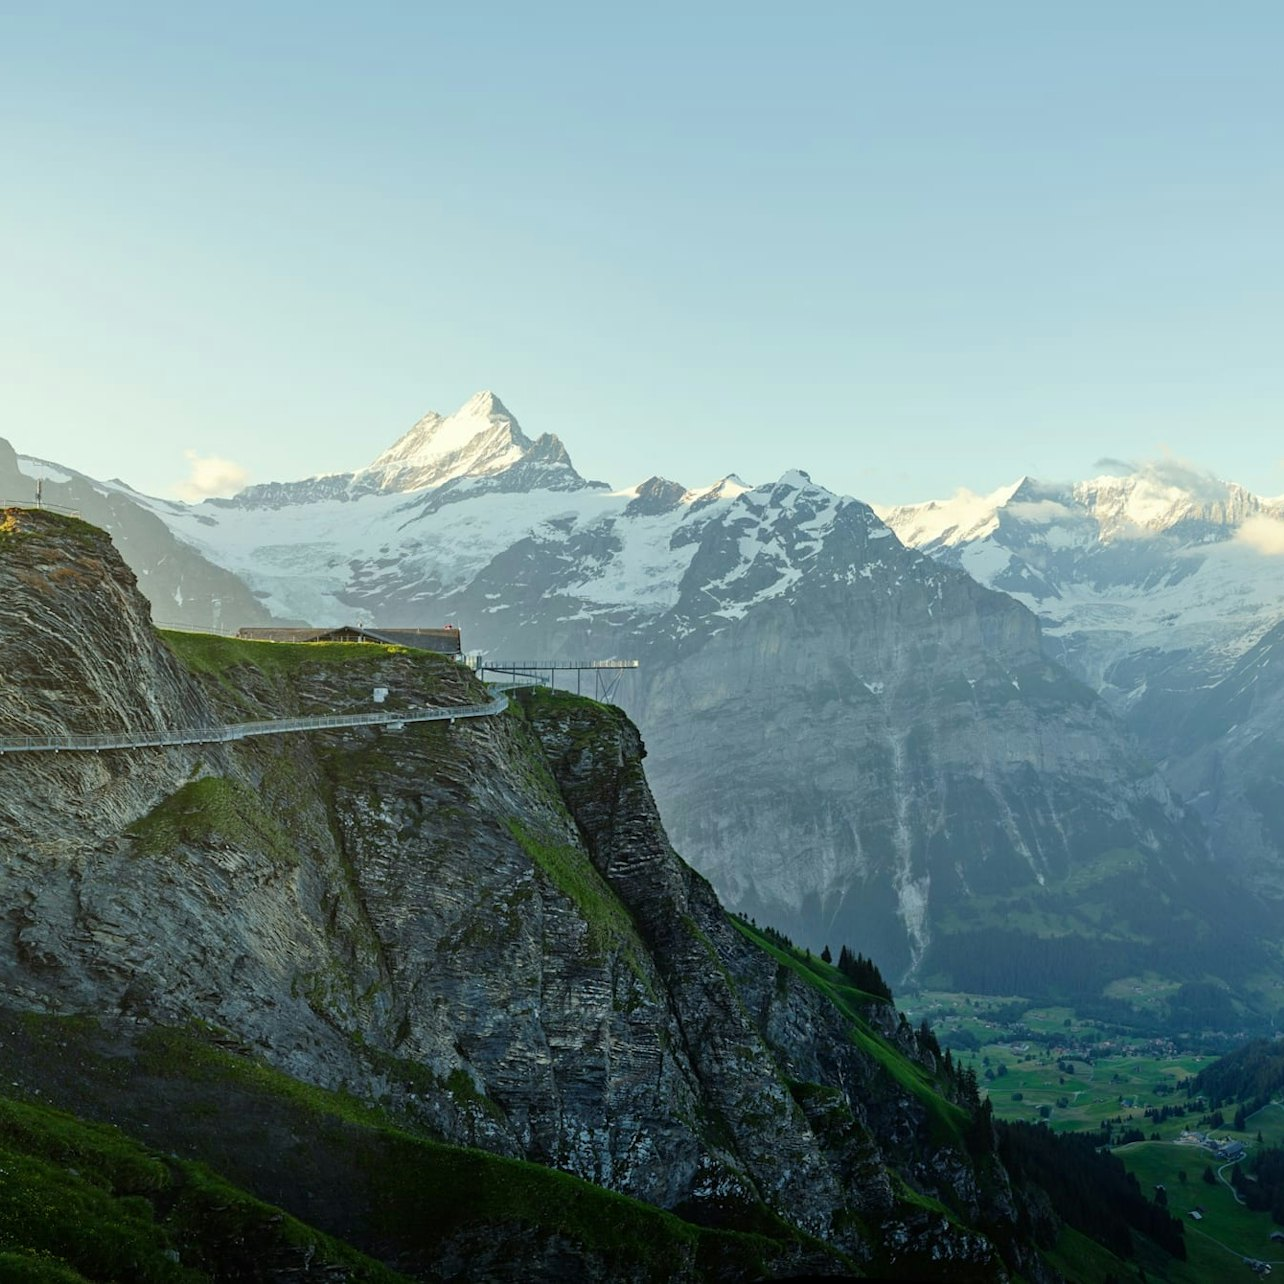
(0, 694), (508, 754)
(1, 501), (82, 517)
(152, 621), (241, 636)
(478, 659), (640, 670)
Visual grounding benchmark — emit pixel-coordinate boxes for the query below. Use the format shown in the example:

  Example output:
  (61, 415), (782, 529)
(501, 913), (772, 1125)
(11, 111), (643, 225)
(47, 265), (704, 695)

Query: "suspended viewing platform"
(472, 658), (640, 702)
(0, 579), (639, 750)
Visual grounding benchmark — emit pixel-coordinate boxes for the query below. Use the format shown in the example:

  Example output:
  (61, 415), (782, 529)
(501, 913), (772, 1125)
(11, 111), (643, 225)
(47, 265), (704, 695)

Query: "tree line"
(995, 1121), (1187, 1261)
(1190, 1038), (1284, 1115)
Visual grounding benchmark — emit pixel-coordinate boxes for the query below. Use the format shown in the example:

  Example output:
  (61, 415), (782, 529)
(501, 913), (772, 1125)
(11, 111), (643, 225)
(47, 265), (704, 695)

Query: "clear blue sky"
(2, 2), (1282, 504)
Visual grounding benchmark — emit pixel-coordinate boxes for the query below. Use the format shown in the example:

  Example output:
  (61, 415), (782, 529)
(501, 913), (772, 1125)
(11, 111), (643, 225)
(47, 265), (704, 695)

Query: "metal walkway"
(476, 659), (639, 701)
(0, 659), (634, 756)
(0, 693), (509, 755)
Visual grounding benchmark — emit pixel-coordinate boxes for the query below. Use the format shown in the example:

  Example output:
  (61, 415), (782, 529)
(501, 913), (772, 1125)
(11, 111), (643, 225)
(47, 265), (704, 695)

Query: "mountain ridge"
(0, 505), (1082, 1280)
(882, 464), (1284, 899)
(213, 391), (603, 511)
(5, 402), (1277, 998)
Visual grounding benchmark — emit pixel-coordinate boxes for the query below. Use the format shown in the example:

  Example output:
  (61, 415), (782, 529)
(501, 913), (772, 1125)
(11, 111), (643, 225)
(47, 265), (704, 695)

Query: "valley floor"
(905, 989), (1284, 1282)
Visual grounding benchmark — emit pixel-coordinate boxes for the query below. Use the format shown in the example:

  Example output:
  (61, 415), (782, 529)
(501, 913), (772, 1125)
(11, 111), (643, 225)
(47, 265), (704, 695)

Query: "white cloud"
(173, 450), (250, 501)
(1091, 455), (1230, 504)
(1236, 514), (1284, 556)
(1007, 499), (1077, 524)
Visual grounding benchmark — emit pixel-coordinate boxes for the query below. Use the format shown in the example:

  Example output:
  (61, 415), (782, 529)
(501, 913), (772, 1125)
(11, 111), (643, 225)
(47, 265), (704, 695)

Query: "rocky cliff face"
(0, 509), (1059, 1279)
(627, 511), (1217, 983)
(10, 400), (1252, 995)
(0, 438), (279, 631)
(0, 506), (214, 848)
(881, 468), (1284, 903)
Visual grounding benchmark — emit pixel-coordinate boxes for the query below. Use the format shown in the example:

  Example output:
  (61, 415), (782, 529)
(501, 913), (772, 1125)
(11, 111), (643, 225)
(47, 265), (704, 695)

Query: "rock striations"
(0, 508), (1082, 1280)
(4, 398), (1268, 1001)
(881, 467), (1284, 904)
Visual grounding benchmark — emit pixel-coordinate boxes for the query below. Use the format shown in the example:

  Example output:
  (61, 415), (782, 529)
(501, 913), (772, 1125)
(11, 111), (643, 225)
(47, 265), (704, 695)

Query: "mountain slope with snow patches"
(4, 399), (1267, 994)
(881, 465), (1284, 897)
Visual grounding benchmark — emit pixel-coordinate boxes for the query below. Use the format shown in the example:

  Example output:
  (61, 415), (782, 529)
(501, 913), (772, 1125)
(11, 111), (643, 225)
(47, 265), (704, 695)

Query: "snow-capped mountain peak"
(878, 459), (1284, 695)
(1072, 468), (1269, 538)
(873, 478), (1027, 550)
(881, 462), (1284, 555)
(358, 390), (533, 493)
(685, 474), (752, 505)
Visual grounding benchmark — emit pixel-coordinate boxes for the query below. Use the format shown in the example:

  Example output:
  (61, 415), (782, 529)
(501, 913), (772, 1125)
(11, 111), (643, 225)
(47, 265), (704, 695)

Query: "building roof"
(237, 625), (461, 654)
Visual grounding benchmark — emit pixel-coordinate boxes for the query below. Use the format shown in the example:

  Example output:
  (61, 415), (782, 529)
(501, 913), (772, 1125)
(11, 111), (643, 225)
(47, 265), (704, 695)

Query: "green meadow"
(904, 988), (1284, 1277)
(972, 1044), (1204, 1133)
(1114, 1140), (1284, 1281)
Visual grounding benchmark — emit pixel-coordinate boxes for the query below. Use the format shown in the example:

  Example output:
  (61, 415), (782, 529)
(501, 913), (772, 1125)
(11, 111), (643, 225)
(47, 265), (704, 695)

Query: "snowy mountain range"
(4, 396), (1279, 1000)
(880, 466), (1284, 898)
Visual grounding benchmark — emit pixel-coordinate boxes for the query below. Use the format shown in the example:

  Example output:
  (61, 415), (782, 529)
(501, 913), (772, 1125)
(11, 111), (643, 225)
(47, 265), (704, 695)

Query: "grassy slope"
(731, 920), (969, 1146)
(159, 630), (423, 679)
(128, 775), (302, 863)
(506, 816), (650, 978)
(0, 1013), (827, 1282)
(0, 1093), (405, 1284)
(1112, 1140), (1284, 1281)
(157, 629), (471, 722)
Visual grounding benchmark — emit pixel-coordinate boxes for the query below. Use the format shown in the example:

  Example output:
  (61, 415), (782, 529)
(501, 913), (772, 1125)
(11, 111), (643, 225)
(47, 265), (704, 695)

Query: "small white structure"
(373, 687), (389, 704)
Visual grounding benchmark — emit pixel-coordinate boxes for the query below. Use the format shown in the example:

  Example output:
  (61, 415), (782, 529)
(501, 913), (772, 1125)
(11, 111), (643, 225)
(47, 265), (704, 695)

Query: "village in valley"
(902, 986), (1284, 1279)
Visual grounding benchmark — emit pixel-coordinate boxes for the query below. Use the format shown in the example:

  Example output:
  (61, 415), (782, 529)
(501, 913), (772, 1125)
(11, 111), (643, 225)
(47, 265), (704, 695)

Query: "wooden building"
(236, 625), (462, 655)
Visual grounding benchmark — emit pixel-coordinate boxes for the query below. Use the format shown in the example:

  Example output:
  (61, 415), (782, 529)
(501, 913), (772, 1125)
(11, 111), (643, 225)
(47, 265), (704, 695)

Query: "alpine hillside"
(0, 504), (1153, 1282)
(879, 466), (1284, 904)
(3, 398), (1270, 1002)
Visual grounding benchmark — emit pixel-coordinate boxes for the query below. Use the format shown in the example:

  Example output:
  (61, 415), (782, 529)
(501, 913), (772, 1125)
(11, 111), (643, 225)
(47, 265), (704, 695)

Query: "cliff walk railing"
(475, 658), (639, 701)
(1, 500), (82, 518)
(152, 620), (242, 637)
(0, 693), (509, 755)
(476, 660), (640, 670)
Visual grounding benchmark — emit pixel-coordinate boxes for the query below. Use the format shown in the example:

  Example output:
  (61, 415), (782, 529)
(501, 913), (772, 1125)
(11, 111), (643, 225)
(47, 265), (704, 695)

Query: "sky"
(2, 2), (1282, 506)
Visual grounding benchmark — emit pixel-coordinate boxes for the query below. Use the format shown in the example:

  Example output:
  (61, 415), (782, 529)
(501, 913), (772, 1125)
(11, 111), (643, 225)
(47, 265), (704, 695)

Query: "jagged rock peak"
(524, 432), (575, 466)
(461, 389), (512, 418)
(885, 461), (1283, 552)
(625, 476), (689, 518)
(1073, 464), (1268, 535)
(358, 390), (534, 493)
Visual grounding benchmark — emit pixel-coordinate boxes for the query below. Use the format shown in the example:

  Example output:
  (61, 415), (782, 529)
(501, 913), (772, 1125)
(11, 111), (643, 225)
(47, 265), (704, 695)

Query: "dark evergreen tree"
(1190, 1039), (1284, 1117)
(996, 1122), (1186, 1261)
(834, 945), (894, 1002)
(965, 1096), (995, 1158)
(916, 1020), (941, 1060)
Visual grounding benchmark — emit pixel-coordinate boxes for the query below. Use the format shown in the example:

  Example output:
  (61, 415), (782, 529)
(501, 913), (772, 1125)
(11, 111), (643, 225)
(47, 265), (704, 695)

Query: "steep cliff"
(9, 404), (1251, 1000)
(623, 483), (1238, 987)
(881, 469), (1284, 903)
(0, 438), (279, 632)
(0, 509), (1175, 1280)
